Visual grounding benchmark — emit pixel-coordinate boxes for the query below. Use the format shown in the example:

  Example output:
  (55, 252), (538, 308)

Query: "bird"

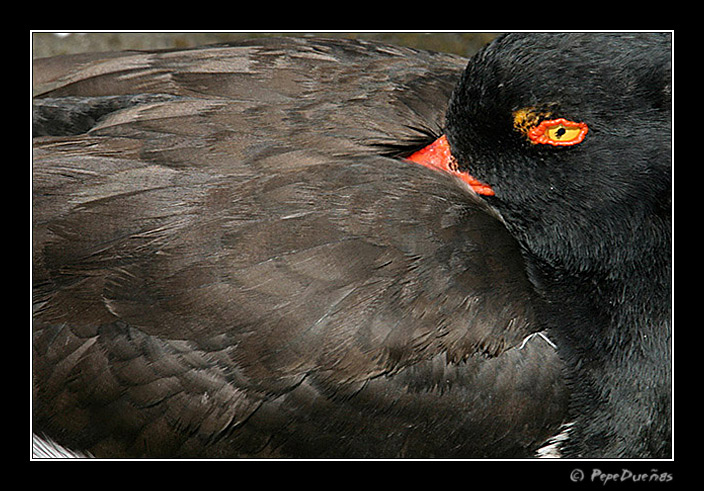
(32, 32), (672, 459)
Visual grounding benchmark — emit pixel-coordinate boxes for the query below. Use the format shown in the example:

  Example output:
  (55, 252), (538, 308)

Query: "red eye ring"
(528, 118), (589, 146)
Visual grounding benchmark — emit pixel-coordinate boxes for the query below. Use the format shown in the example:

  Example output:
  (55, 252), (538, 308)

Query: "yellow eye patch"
(513, 109), (589, 146)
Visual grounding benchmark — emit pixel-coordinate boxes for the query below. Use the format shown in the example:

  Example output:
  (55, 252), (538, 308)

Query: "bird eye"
(528, 118), (588, 146)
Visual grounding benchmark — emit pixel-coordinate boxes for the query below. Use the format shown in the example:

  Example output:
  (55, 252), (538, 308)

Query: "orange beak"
(406, 135), (495, 196)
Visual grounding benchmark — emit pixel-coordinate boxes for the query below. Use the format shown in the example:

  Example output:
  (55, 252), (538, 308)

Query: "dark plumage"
(32, 33), (671, 459)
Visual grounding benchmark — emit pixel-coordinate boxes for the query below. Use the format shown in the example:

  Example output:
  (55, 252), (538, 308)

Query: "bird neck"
(525, 224), (672, 458)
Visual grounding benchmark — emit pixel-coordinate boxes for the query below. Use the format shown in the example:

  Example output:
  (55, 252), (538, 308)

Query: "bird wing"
(33, 40), (564, 457)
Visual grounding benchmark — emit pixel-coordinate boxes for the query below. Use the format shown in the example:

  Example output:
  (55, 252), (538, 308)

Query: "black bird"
(32, 33), (672, 459)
